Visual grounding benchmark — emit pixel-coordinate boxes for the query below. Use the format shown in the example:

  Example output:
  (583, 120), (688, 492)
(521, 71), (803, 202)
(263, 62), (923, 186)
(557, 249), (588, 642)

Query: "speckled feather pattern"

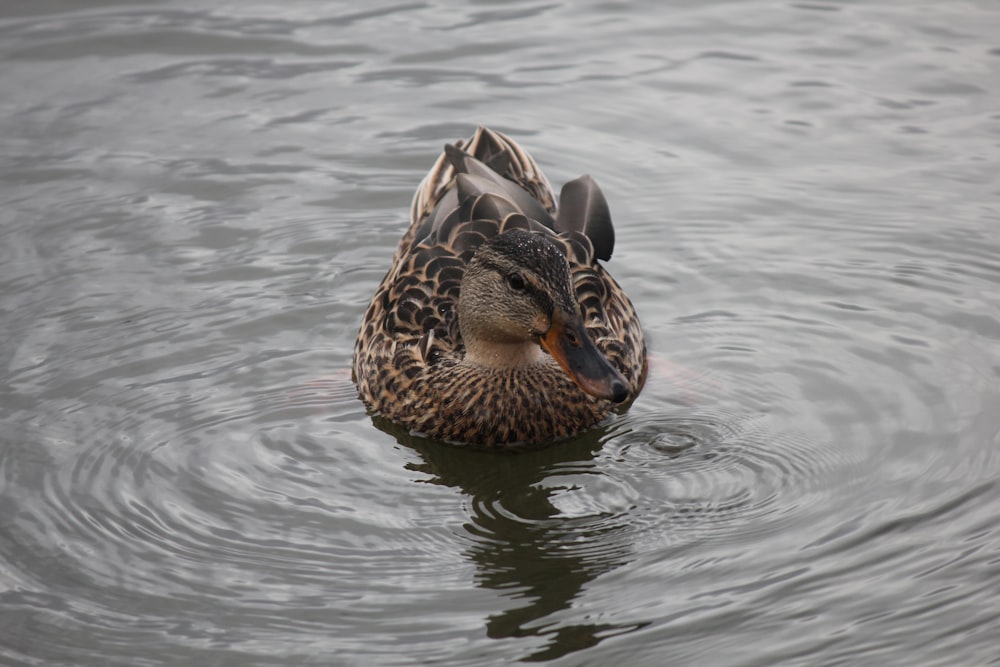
(353, 128), (646, 446)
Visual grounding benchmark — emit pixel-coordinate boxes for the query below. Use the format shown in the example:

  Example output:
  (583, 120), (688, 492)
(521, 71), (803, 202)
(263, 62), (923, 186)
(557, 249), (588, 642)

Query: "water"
(2, 1), (999, 665)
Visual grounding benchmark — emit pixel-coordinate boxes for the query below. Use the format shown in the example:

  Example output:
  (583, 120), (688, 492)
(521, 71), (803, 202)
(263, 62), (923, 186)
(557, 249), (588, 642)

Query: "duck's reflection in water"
(383, 421), (647, 662)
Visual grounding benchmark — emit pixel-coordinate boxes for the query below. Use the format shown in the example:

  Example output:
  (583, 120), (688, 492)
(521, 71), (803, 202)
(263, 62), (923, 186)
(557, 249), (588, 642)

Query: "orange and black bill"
(541, 311), (629, 403)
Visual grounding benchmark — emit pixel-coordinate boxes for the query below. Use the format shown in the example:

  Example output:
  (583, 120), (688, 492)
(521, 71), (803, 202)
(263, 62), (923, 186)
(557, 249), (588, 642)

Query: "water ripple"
(3, 0), (1000, 664)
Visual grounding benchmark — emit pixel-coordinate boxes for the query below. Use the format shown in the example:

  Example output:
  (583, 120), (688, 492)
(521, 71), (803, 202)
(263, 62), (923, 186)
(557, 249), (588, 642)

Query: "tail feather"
(406, 127), (614, 262)
(557, 175), (615, 261)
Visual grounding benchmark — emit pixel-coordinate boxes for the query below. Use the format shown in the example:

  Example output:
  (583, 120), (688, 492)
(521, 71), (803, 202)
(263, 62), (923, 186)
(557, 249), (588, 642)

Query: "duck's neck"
(463, 338), (549, 370)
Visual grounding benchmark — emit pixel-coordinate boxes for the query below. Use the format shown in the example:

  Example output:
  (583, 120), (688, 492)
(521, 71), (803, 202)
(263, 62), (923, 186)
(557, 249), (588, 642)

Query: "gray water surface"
(2, 1), (1000, 665)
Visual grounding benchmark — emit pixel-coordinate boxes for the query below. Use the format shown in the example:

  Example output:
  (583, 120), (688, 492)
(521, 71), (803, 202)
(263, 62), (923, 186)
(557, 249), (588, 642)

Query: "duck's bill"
(541, 314), (630, 403)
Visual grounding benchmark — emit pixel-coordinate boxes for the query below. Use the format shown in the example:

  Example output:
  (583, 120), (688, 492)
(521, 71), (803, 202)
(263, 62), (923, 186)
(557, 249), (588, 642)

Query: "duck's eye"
(508, 273), (526, 291)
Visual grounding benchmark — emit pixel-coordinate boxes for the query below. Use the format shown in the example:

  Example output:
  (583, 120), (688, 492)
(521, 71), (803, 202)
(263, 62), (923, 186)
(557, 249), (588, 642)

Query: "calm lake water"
(2, 1), (999, 665)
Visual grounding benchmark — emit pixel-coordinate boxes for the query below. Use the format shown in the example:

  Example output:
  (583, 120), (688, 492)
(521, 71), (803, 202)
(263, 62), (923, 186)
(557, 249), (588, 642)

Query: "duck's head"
(458, 229), (629, 403)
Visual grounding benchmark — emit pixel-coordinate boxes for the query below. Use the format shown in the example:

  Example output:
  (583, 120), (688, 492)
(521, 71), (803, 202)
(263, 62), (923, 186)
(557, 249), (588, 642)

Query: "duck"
(352, 127), (646, 446)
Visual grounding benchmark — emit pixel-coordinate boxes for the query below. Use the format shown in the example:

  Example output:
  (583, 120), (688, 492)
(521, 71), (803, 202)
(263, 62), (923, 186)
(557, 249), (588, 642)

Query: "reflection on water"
(380, 405), (846, 662)
(402, 431), (635, 662)
(399, 428), (634, 661)
(2, 0), (1000, 665)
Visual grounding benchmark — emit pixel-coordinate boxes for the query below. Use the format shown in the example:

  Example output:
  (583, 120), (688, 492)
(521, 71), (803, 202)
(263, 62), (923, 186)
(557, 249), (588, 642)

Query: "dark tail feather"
(557, 175), (615, 261)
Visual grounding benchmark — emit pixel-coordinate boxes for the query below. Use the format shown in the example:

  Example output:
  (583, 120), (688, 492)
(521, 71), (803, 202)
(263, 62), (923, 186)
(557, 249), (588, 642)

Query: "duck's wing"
(410, 126), (557, 231)
(400, 128), (557, 259)
(404, 127), (618, 249)
(407, 127), (616, 260)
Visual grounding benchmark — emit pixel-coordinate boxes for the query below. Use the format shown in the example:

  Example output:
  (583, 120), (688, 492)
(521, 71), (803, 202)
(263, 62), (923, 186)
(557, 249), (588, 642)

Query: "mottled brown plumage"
(353, 127), (646, 446)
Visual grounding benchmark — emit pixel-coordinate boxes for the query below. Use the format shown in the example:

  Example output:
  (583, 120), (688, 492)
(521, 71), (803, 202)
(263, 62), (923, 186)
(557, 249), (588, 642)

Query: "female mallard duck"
(353, 127), (646, 446)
